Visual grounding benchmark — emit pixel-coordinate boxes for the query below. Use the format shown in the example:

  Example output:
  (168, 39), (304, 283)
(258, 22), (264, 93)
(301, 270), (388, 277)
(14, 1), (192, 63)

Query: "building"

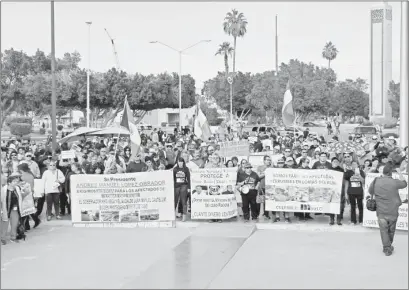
(369, 2), (393, 122)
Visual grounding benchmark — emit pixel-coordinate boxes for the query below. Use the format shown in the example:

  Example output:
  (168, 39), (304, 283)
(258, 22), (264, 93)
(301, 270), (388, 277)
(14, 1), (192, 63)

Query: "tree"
(1, 49), (32, 126)
(388, 81), (400, 118)
(215, 42), (234, 76)
(199, 99), (222, 126)
(223, 9), (248, 75)
(202, 71), (253, 114)
(322, 42), (338, 69)
(330, 79), (369, 118)
(246, 71), (278, 116)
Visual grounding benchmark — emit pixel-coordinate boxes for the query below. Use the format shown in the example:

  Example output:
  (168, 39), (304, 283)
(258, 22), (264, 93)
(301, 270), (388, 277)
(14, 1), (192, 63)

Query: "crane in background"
(104, 28), (120, 69)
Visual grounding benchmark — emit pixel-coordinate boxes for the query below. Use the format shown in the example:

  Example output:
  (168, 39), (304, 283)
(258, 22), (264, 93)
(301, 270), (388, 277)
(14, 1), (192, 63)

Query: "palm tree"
(215, 42), (234, 76)
(223, 9), (248, 75)
(322, 42), (338, 69)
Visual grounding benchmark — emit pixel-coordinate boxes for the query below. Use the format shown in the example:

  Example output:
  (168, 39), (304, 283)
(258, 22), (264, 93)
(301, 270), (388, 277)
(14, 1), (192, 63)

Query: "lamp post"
(85, 21), (92, 128)
(149, 40), (211, 131)
(51, 1), (57, 155)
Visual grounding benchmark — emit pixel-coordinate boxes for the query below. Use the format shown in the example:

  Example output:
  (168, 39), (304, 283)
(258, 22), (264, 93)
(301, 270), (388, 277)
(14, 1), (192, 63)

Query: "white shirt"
(42, 169), (65, 194)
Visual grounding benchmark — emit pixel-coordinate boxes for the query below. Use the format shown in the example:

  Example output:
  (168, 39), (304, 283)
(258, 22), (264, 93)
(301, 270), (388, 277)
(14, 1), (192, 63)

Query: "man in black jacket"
(236, 163), (260, 222)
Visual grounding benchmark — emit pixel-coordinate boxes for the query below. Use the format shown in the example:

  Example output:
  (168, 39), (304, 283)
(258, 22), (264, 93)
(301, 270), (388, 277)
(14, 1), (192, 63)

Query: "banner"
(190, 168), (238, 219)
(219, 140), (249, 158)
(265, 168), (343, 214)
(70, 171), (175, 228)
(363, 173), (408, 231)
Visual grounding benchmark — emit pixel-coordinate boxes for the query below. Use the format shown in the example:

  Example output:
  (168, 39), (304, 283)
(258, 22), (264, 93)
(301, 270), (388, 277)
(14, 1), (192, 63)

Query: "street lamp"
(149, 40), (211, 131)
(85, 21), (92, 128)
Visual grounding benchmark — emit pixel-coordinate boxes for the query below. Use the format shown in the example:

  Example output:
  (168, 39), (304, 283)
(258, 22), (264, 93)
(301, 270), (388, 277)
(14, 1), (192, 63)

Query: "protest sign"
(363, 173), (408, 231)
(61, 150), (76, 160)
(219, 140), (249, 158)
(20, 183), (36, 217)
(33, 179), (45, 198)
(190, 168), (238, 219)
(70, 171), (175, 228)
(265, 168), (343, 214)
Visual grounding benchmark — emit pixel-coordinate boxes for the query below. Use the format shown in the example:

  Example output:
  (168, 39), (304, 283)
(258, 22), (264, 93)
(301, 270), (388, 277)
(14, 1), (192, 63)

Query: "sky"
(1, 1), (403, 91)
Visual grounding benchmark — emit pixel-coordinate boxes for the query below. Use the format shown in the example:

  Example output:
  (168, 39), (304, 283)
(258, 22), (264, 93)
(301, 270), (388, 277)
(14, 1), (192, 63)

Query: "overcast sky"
(1, 2), (402, 90)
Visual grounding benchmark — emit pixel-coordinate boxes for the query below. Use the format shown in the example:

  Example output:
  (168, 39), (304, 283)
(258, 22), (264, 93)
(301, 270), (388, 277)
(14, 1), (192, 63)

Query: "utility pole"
(275, 14), (279, 125)
(51, 1), (57, 155)
(86, 21), (92, 128)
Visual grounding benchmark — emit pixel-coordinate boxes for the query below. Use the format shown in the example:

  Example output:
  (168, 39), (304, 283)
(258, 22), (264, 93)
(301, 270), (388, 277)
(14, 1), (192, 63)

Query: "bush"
(39, 128), (46, 135)
(5, 116), (32, 127)
(57, 125), (64, 131)
(371, 117), (397, 128)
(10, 123), (32, 137)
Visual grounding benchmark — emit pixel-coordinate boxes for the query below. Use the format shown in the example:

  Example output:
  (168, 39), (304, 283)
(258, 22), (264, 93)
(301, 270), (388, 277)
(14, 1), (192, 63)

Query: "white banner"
(190, 168), (238, 219)
(70, 171), (175, 228)
(265, 168), (344, 214)
(363, 173), (408, 231)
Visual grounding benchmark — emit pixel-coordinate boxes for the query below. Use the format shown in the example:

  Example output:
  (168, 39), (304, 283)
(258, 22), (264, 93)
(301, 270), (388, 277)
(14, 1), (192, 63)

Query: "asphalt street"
(1, 221), (407, 289)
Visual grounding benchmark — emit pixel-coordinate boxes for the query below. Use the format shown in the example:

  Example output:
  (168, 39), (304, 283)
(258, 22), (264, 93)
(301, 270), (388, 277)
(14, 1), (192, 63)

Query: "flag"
(120, 96), (141, 157)
(194, 102), (212, 141)
(282, 81), (295, 127)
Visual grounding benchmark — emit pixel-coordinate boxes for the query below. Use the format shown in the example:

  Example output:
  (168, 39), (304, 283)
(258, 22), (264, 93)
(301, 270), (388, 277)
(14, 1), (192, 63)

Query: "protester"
(368, 163), (408, 256)
(1, 174), (31, 244)
(173, 158), (191, 222)
(236, 163), (260, 222)
(42, 160), (66, 221)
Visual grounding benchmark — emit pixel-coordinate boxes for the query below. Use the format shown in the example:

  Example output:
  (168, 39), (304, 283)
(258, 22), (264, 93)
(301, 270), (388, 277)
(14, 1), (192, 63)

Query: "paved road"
(1, 221), (407, 289)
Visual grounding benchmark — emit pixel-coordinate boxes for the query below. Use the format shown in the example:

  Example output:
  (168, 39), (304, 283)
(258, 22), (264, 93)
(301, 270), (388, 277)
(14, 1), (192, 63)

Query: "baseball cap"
(244, 163), (253, 168)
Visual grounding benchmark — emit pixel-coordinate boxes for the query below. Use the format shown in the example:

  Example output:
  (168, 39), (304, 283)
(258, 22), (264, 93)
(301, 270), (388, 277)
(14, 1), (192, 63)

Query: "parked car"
(249, 125), (278, 135)
(279, 126), (318, 138)
(302, 121), (325, 127)
(349, 125), (382, 139)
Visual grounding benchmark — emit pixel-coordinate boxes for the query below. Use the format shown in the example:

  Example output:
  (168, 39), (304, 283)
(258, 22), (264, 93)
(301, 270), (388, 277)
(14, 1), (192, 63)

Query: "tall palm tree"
(223, 9), (248, 75)
(322, 42), (338, 69)
(215, 42), (234, 76)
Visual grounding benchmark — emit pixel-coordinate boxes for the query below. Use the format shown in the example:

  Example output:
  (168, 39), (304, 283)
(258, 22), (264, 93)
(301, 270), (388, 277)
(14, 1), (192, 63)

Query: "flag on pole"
(120, 96), (141, 157)
(194, 102), (212, 141)
(282, 81), (295, 127)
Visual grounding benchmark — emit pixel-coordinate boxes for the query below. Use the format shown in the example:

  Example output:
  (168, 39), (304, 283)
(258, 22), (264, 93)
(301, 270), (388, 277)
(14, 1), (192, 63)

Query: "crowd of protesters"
(1, 124), (407, 247)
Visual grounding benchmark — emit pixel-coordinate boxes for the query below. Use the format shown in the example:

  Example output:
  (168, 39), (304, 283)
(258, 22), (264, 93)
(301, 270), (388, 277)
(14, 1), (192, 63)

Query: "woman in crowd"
(173, 158), (191, 222)
(225, 160), (234, 168)
(17, 163), (41, 230)
(1, 174), (30, 244)
(42, 160), (65, 221)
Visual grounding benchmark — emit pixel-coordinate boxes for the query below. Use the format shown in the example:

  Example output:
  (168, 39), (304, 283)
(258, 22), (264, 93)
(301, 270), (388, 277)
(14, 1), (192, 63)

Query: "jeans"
(378, 216), (398, 249)
(348, 193), (363, 223)
(1, 209), (20, 240)
(241, 191), (258, 220)
(174, 185), (189, 215)
(46, 192), (60, 217)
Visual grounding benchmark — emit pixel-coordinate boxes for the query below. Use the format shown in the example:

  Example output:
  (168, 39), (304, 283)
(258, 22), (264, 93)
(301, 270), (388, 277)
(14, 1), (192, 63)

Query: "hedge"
(5, 117), (32, 127)
(10, 123), (32, 137)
